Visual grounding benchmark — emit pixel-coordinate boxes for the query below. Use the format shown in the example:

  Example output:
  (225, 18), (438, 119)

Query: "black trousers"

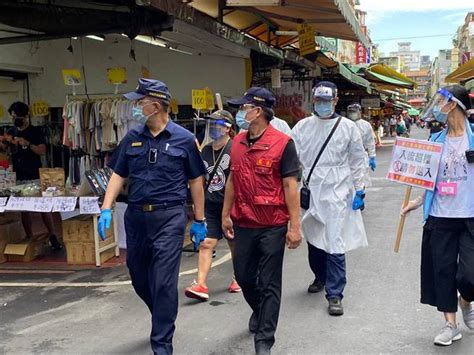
(125, 205), (187, 355)
(421, 216), (474, 312)
(233, 225), (287, 350)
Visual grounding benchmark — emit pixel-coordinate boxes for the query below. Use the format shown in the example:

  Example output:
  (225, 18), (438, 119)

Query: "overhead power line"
(373, 33), (455, 42)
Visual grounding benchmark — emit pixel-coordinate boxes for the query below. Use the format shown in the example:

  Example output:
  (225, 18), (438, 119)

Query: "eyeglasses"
(239, 104), (257, 111)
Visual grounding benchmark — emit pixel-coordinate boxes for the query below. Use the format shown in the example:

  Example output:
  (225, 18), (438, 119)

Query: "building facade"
(389, 42), (421, 72)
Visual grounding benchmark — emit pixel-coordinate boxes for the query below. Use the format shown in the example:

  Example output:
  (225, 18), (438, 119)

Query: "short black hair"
(258, 105), (274, 122)
(444, 85), (471, 111)
(8, 101), (29, 117)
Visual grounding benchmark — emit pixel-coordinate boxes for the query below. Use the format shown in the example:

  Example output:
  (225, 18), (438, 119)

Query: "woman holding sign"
(402, 85), (474, 346)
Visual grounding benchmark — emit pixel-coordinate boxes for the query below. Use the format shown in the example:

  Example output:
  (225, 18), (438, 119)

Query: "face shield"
(420, 88), (467, 122)
(202, 119), (230, 146)
(347, 104), (362, 121)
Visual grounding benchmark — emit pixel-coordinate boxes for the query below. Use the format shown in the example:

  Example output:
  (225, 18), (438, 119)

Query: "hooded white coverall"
(291, 115), (368, 255)
(355, 118), (376, 187)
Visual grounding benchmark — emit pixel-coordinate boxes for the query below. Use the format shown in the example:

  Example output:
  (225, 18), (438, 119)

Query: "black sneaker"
(255, 342), (271, 355)
(49, 235), (63, 251)
(249, 312), (258, 334)
(307, 278), (324, 293)
(328, 297), (344, 316)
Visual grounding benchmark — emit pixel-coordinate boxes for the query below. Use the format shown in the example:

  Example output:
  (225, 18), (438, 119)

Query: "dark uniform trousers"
(233, 225), (287, 349)
(307, 242), (347, 299)
(124, 204), (187, 355)
(421, 216), (474, 312)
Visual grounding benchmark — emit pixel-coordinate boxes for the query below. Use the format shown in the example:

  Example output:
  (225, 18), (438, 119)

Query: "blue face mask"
(236, 110), (250, 130)
(132, 106), (149, 124)
(314, 101), (334, 118)
(432, 105), (448, 124)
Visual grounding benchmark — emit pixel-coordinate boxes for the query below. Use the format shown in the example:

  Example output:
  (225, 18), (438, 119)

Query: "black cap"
(313, 81), (338, 100)
(124, 78), (171, 101)
(228, 87), (275, 108)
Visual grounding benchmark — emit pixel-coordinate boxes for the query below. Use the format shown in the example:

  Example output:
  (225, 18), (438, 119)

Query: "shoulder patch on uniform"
(131, 142), (143, 147)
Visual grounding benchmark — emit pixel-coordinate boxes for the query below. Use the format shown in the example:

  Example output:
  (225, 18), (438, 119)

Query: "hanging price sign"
(62, 69), (82, 86)
(192, 89), (207, 110)
(0, 105), (5, 119)
(170, 98), (179, 115)
(297, 23), (316, 56)
(107, 67), (127, 84)
(205, 87), (215, 111)
(30, 100), (49, 117)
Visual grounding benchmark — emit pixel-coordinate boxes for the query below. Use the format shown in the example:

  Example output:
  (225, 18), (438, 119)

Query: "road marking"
(0, 252), (232, 287)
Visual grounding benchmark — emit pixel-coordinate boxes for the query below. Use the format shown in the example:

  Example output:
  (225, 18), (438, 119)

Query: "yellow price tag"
(107, 67), (127, 84)
(192, 90), (207, 110)
(0, 105), (5, 119)
(30, 100), (49, 117)
(170, 98), (179, 115)
(297, 23), (316, 56)
(62, 69), (82, 86)
(205, 87), (215, 111)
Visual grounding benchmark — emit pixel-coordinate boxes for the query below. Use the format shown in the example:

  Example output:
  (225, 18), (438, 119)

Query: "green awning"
(337, 62), (372, 93)
(365, 71), (414, 89)
(408, 108), (420, 116)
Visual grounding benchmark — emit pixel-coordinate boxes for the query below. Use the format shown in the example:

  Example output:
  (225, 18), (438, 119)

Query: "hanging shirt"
(430, 134), (474, 218)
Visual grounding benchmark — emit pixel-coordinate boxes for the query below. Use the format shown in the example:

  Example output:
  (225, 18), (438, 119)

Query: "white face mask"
(347, 112), (359, 121)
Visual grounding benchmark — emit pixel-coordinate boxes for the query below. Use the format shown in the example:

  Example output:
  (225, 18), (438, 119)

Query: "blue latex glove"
(98, 209), (112, 241)
(352, 190), (365, 211)
(190, 220), (207, 250)
(369, 157), (377, 171)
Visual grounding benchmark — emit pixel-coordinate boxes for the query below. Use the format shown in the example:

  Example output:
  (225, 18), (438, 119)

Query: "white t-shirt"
(430, 134), (474, 218)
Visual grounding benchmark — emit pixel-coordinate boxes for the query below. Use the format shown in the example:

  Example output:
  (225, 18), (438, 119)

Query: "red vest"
(230, 124), (290, 228)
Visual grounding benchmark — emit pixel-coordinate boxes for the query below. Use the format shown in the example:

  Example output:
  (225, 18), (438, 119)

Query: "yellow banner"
(297, 23), (316, 56)
(107, 67), (127, 84)
(30, 100), (49, 117)
(204, 87), (215, 111)
(192, 89), (207, 110)
(61, 69), (82, 86)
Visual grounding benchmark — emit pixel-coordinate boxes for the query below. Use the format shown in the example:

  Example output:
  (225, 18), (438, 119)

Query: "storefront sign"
(297, 23), (316, 56)
(62, 69), (82, 86)
(204, 87), (215, 111)
(361, 97), (380, 108)
(107, 67), (127, 85)
(30, 100), (49, 117)
(192, 89), (207, 110)
(387, 137), (443, 191)
(355, 43), (367, 65)
(5, 197), (54, 212)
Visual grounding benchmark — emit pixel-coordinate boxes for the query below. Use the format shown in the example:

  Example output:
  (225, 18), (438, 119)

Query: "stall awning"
(445, 58), (474, 83)
(367, 63), (415, 90)
(182, 0), (370, 48)
(323, 61), (371, 93)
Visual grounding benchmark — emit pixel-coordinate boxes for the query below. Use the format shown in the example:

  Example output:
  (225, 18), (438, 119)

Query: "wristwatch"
(194, 218), (206, 223)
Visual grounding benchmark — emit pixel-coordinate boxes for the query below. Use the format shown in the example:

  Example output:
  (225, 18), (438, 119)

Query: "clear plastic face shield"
(203, 119), (230, 146)
(347, 104), (362, 121)
(420, 88), (466, 122)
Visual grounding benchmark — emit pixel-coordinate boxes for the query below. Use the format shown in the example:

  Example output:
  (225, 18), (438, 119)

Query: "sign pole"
(394, 186), (412, 253)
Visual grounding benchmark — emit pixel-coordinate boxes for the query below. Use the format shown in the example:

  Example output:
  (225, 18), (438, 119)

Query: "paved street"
(1, 126), (473, 354)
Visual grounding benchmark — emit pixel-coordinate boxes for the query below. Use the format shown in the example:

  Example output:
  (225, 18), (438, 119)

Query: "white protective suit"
(355, 118), (376, 187)
(291, 115), (368, 254)
(270, 116), (292, 135)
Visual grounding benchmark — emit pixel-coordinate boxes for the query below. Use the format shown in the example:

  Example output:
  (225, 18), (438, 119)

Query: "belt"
(130, 201), (185, 212)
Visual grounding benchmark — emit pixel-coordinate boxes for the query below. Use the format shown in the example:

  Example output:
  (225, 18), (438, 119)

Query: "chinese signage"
(192, 89), (207, 110)
(296, 23), (316, 56)
(30, 100), (49, 117)
(355, 42), (367, 65)
(361, 97), (380, 108)
(387, 137), (443, 191)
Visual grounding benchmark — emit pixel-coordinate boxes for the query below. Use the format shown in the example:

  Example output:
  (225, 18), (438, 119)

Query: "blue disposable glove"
(98, 209), (112, 241)
(369, 157), (377, 171)
(352, 190), (365, 211)
(190, 220), (207, 250)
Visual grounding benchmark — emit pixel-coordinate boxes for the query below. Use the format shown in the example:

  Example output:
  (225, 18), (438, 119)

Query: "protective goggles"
(347, 103), (362, 112)
(420, 88), (467, 121)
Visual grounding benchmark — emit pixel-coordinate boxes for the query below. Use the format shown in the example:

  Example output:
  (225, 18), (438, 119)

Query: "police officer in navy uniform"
(98, 79), (207, 355)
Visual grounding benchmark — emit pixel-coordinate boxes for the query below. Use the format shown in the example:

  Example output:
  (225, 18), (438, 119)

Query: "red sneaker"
(228, 278), (242, 293)
(184, 281), (209, 301)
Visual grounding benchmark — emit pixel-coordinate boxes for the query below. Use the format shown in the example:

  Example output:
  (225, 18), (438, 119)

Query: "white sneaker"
(433, 322), (462, 346)
(459, 296), (474, 330)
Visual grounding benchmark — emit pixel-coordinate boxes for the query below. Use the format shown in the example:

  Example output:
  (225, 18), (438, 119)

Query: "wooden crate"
(65, 242), (115, 265)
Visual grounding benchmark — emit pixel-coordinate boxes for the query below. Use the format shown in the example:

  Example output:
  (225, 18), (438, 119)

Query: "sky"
(358, 0), (472, 59)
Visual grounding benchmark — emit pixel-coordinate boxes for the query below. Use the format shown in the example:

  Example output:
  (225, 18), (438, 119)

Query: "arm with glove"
(98, 173), (125, 240)
(348, 126), (368, 210)
(189, 176), (207, 250)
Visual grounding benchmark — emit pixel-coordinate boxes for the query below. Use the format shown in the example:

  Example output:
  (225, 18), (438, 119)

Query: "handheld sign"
(387, 137), (443, 252)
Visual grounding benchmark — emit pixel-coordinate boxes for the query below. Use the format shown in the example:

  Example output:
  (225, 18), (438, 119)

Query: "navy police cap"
(124, 78), (171, 101)
(228, 87), (275, 108)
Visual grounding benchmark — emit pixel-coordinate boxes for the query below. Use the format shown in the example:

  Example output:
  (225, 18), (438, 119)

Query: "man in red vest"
(223, 87), (302, 355)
